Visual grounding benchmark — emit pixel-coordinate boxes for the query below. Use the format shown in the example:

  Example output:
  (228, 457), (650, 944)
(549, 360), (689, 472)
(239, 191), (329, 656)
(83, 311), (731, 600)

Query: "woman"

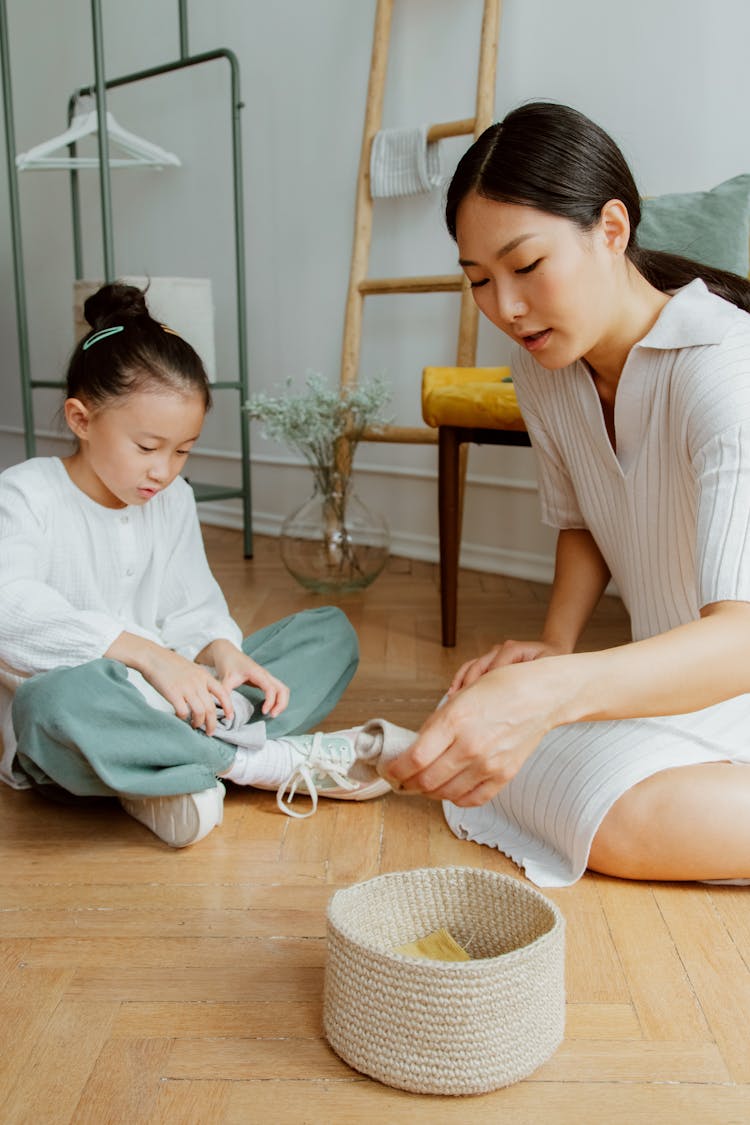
(386, 102), (750, 886)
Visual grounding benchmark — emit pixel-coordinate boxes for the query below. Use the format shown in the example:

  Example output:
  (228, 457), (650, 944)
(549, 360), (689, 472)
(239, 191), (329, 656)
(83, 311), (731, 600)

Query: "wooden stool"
(422, 366), (531, 646)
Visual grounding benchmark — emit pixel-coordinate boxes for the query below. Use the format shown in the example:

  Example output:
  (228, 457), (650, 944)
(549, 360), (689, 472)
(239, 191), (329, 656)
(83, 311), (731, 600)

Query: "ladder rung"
(363, 424), (437, 444)
(359, 274), (465, 296)
(426, 117), (476, 142)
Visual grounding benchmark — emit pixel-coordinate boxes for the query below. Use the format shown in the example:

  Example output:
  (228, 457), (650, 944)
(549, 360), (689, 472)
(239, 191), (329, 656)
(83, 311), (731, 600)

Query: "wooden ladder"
(339, 0), (502, 445)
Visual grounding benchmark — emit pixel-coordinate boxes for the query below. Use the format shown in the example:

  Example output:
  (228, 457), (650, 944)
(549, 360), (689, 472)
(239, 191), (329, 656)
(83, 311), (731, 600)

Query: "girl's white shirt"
(0, 458), (242, 787)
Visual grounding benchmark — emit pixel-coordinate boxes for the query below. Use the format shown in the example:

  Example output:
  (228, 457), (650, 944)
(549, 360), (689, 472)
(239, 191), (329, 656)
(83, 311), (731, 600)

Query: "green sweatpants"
(12, 607), (358, 798)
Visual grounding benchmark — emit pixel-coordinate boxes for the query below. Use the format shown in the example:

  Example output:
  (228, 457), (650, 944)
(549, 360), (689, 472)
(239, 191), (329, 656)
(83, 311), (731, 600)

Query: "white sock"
(219, 738), (299, 788)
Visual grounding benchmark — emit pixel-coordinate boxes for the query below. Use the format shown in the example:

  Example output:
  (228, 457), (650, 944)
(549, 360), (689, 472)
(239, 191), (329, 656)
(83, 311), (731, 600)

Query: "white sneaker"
(273, 731), (391, 819)
(119, 781), (225, 847)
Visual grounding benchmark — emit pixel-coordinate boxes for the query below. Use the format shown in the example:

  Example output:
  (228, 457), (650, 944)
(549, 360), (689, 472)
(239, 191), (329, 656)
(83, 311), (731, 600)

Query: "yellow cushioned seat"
(421, 366), (526, 431)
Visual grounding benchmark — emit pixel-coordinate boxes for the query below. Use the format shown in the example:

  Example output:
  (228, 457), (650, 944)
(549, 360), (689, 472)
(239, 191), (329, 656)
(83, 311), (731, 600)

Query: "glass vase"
(279, 472), (390, 593)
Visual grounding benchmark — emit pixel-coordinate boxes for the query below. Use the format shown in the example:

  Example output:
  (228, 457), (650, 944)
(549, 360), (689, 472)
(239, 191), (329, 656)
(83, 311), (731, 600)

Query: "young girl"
(0, 282), (388, 847)
(385, 102), (750, 887)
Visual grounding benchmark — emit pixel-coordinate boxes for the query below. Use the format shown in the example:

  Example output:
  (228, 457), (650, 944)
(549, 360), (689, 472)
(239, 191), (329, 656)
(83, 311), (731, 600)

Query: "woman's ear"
(599, 198), (630, 256)
(64, 397), (92, 442)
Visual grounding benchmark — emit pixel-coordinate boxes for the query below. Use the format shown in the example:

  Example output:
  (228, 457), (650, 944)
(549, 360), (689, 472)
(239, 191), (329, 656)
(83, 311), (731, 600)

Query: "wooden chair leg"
(438, 426), (461, 647)
(457, 441), (469, 552)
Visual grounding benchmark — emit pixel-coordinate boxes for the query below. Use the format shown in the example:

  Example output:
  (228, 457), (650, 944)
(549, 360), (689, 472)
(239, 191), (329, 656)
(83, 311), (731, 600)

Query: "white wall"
(1, 0), (749, 579)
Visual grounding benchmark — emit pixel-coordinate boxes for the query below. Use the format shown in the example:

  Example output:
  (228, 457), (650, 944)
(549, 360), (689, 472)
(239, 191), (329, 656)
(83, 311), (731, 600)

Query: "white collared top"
(512, 279), (750, 641)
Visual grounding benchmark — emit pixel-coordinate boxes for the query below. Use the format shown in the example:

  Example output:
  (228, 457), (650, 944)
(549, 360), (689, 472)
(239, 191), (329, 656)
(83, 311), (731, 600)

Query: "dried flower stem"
(244, 374), (391, 581)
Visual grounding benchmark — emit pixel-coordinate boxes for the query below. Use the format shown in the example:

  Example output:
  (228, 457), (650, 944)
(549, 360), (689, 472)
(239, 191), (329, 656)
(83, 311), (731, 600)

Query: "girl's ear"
(599, 198), (630, 256)
(64, 397), (92, 442)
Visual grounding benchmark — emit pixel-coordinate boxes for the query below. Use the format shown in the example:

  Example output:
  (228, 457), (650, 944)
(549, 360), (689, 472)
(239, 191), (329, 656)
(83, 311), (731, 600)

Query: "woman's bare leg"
(588, 762), (750, 881)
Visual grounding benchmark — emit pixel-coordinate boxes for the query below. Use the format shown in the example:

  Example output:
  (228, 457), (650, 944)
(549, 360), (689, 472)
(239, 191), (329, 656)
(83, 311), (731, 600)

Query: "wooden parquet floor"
(1, 528), (749, 1124)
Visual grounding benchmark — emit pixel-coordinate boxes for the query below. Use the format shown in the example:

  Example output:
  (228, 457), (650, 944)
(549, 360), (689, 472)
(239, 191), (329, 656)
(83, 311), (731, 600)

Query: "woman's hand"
(202, 639), (289, 719)
(388, 600), (750, 809)
(449, 639), (565, 694)
(386, 658), (567, 807)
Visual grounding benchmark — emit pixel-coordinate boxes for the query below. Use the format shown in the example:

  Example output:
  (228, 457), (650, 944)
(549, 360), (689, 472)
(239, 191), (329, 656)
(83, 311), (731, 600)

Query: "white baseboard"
(197, 499), (555, 583)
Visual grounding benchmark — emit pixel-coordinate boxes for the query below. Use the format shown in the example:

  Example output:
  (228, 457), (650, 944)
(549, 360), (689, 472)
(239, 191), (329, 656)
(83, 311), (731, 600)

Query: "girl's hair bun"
(68, 278), (210, 410)
(83, 281), (150, 330)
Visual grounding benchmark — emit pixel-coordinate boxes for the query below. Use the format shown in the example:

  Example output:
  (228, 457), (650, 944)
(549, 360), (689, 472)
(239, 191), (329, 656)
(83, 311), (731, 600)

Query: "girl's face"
(64, 387), (206, 509)
(455, 192), (625, 371)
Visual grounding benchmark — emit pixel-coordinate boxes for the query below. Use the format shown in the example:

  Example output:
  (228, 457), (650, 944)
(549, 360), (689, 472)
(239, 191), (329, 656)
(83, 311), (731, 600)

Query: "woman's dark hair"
(66, 281), (212, 409)
(446, 101), (750, 313)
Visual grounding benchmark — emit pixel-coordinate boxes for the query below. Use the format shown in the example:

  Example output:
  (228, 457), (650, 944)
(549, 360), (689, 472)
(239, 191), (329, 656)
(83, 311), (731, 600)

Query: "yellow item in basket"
(395, 927), (470, 962)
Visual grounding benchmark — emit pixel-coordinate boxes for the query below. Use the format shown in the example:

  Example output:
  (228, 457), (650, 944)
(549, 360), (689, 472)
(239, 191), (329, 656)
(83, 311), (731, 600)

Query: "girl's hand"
(140, 645), (234, 736)
(449, 639), (565, 694)
(205, 640), (290, 719)
(385, 659), (566, 807)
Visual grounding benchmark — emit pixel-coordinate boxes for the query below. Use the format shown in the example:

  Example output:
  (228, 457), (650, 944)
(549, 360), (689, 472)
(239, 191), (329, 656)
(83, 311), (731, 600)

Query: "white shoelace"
(276, 731), (359, 819)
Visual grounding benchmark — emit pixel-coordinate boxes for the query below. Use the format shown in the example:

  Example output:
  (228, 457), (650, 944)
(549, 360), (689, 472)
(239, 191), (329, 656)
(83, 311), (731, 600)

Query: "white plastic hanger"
(16, 110), (181, 171)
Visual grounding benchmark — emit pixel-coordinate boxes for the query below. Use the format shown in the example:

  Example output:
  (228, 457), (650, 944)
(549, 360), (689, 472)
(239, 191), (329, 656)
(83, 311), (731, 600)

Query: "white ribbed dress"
(443, 280), (750, 886)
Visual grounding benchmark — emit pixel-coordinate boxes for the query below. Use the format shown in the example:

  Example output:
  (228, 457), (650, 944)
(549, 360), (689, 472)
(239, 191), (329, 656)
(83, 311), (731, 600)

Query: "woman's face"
(455, 192), (622, 371)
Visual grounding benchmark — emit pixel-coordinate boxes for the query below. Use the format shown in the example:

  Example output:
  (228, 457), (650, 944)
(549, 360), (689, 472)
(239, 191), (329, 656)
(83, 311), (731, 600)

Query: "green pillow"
(638, 174), (750, 277)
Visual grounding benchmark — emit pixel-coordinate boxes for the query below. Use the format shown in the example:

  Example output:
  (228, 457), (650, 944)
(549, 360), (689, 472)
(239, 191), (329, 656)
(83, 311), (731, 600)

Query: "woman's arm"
(539, 528), (612, 653)
(385, 600), (750, 808)
(559, 599), (750, 724)
(450, 528), (611, 692)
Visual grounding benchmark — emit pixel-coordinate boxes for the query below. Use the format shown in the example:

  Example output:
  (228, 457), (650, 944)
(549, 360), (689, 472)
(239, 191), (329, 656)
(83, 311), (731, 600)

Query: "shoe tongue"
(319, 750), (347, 774)
(312, 735), (347, 766)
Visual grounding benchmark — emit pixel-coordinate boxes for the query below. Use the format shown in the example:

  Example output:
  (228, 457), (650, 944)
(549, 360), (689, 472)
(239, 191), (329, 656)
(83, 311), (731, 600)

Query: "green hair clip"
(82, 325), (124, 351)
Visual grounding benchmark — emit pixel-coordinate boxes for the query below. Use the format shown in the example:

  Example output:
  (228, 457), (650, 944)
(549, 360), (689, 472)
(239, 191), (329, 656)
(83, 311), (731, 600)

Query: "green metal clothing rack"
(0, 0), (254, 556)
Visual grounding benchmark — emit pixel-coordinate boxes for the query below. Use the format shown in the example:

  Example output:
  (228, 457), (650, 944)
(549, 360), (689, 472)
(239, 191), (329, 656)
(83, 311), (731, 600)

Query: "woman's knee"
(588, 782), (658, 879)
(584, 783), (652, 877)
(588, 813), (633, 878)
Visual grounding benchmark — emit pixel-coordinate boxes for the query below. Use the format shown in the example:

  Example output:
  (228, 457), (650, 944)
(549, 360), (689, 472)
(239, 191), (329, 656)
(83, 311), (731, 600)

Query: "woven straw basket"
(323, 866), (565, 1096)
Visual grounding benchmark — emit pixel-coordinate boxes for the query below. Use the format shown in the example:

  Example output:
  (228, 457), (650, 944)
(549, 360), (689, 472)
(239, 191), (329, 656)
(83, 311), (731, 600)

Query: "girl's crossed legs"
(11, 607), (363, 840)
